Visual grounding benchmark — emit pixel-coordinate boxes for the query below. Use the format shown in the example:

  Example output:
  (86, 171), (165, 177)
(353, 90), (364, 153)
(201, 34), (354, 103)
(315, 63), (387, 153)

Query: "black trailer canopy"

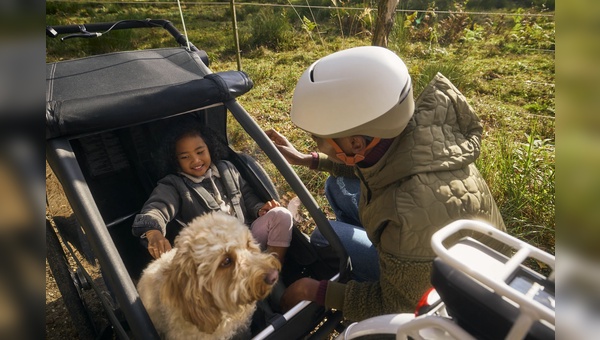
(46, 47), (253, 139)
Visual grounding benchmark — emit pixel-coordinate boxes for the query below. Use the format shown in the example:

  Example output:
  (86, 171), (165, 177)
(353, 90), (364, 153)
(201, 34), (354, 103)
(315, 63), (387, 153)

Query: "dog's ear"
(161, 251), (222, 334)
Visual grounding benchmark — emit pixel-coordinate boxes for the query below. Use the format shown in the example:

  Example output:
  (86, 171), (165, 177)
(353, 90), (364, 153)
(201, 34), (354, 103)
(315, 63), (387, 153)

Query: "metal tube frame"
(46, 138), (160, 339)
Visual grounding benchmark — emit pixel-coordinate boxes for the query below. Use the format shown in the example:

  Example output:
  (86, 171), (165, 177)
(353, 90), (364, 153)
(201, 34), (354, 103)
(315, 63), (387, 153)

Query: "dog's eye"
(220, 256), (233, 267)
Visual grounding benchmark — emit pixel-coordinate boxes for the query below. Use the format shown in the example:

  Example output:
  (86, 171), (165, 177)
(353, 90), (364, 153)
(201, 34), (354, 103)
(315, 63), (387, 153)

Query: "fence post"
(230, 0), (242, 70)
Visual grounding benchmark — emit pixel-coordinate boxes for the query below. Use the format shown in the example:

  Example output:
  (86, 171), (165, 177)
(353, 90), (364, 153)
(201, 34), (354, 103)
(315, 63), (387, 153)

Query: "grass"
(46, 1), (555, 255)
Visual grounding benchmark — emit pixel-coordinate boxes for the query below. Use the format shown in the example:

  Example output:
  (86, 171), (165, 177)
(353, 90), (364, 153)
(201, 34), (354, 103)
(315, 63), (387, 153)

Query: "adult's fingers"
(265, 129), (290, 145)
(280, 279), (310, 311)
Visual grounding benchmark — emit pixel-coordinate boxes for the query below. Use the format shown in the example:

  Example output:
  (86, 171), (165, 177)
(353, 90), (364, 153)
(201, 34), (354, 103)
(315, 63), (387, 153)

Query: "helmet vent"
(309, 69), (315, 82)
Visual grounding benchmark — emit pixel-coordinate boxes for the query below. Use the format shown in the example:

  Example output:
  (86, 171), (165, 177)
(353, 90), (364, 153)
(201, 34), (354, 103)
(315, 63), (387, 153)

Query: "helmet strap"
(326, 137), (381, 166)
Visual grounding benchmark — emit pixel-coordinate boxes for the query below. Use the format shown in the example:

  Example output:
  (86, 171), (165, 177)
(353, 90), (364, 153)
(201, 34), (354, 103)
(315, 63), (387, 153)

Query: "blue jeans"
(325, 175), (361, 227)
(310, 220), (380, 282)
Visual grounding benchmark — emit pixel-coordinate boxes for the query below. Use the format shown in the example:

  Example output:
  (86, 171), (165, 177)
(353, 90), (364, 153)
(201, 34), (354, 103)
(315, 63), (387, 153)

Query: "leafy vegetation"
(46, 0), (555, 256)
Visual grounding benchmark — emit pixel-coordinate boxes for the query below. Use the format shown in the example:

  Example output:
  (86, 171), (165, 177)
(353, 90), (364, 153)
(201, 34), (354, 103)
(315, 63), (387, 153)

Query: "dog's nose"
(264, 269), (279, 285)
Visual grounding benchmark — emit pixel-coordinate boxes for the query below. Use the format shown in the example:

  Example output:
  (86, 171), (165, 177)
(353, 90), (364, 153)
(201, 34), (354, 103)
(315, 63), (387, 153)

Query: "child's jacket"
(132, 160), (264, 238)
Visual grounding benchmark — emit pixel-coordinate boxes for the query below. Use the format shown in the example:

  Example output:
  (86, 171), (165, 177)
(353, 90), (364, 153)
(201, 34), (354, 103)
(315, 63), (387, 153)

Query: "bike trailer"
(46, 19), (350, 339)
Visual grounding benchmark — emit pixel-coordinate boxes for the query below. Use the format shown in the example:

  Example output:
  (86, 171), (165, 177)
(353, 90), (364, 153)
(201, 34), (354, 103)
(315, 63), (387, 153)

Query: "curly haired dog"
(137, 212), (281, 339)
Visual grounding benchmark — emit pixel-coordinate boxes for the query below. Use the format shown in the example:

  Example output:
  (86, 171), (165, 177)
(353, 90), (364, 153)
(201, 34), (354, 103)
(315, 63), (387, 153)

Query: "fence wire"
(46, 0), (555, 18)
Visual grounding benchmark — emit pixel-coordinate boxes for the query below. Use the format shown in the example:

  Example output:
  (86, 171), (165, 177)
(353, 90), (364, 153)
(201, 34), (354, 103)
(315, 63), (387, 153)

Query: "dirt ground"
(46, 164), (110, 339)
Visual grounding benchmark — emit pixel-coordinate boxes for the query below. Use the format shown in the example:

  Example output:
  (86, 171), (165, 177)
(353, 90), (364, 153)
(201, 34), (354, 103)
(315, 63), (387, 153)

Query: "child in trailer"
(132, 123), (293, 265)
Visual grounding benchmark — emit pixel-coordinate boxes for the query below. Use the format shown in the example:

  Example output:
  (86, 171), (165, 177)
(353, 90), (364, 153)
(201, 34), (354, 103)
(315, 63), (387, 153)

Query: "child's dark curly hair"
(160, 122), (228, 175)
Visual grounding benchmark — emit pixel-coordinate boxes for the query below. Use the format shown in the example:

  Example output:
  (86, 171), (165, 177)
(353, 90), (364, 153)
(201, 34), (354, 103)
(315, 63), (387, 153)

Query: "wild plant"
(329, 0), (374, 37)
(437, 0), (471, 44)
(404, 1), (439, 48)
(503, 6), (555, 52)
(478, 130), (555, 253)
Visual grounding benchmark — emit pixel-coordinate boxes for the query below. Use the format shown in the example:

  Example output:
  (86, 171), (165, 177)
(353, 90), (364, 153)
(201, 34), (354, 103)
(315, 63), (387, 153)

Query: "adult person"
(270, 46), (507, 322)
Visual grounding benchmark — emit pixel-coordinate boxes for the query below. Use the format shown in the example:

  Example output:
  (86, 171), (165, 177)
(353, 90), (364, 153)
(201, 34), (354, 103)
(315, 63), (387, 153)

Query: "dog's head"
(161, 212), (281, 333)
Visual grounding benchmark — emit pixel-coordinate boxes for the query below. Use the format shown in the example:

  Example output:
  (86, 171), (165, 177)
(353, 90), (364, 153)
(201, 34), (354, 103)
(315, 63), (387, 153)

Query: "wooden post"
(372, 0), (400, 47)
(230, 0), (242, 70)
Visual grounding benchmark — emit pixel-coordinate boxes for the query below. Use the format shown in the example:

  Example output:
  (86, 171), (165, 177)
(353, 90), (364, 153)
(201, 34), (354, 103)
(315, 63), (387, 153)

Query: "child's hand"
(145, 230), (172, 259)
(258, 200), (280, 216)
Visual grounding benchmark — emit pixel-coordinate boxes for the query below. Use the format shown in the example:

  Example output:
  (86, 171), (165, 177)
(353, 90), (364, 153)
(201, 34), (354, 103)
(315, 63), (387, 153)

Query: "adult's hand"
(265, 129), (313, 167)
(280, 277), (321, 311)
(145, 229), (172, 259)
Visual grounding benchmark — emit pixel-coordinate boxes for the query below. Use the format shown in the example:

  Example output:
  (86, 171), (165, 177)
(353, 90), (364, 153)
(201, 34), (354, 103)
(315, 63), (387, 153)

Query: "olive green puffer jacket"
(319, 73), (507, 321)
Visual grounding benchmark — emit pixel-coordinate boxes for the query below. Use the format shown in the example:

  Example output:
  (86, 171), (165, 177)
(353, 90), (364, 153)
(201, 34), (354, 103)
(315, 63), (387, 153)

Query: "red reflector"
(415, 287), (437, 316)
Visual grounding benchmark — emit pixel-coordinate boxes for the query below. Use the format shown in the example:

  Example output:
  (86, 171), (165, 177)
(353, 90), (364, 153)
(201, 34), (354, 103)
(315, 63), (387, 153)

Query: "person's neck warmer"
(357, 138), (395, 168)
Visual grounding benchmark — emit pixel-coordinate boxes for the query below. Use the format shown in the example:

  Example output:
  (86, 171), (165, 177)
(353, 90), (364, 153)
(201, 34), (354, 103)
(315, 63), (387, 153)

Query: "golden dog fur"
(137, 212), (281, 339)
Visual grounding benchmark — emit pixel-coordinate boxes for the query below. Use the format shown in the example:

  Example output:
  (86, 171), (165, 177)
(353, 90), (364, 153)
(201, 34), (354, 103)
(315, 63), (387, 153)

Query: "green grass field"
(46, 0), (555, 256)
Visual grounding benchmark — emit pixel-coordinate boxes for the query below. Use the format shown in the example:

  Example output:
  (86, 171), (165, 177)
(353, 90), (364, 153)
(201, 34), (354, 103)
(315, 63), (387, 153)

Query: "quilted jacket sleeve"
(315, 152), (356, 178)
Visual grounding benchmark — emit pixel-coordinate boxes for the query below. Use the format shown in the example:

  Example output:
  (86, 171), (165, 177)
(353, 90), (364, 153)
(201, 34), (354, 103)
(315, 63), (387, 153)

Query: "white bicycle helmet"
(290, 46), (414, 138)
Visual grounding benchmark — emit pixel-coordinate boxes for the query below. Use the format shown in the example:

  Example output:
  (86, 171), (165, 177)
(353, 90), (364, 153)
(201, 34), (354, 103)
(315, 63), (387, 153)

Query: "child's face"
(175, 134), (212, 177)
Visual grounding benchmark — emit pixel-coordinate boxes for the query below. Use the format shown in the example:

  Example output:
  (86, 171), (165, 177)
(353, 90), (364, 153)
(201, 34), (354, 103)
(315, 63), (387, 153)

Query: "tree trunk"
(372, 0), (400, 47)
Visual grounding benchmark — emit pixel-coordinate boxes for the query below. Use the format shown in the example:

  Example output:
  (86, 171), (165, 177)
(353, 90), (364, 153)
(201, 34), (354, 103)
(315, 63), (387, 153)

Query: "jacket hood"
(359, 73), (483, 189)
